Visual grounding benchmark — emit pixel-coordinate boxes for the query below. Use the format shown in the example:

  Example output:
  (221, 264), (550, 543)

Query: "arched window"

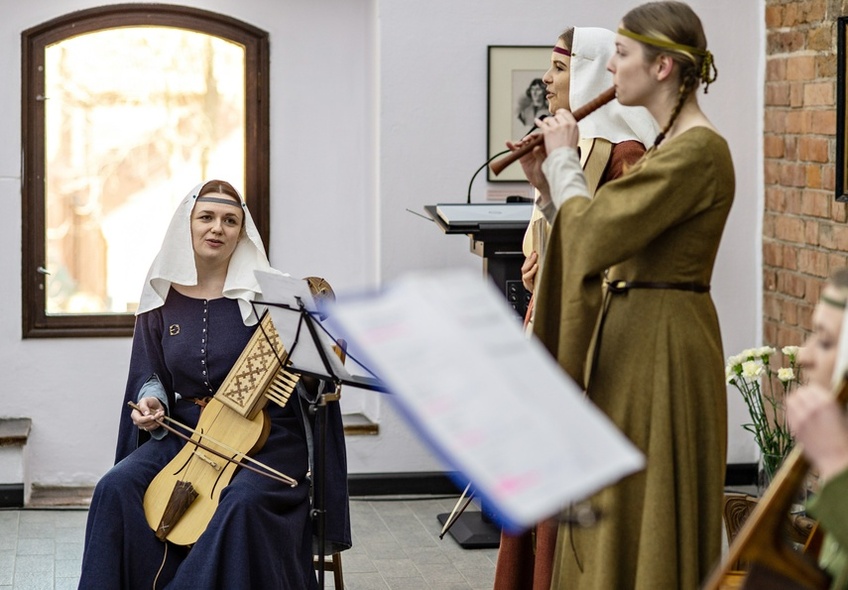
(22, 4), (269, 337)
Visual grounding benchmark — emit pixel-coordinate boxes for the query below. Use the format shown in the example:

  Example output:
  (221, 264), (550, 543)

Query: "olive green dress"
(533, 127), (735, 589)
(495, 138), (646, 590)
(808, 468), (848, 589)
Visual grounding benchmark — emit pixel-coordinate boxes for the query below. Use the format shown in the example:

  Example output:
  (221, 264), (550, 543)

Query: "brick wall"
(764, 0), (848, 346)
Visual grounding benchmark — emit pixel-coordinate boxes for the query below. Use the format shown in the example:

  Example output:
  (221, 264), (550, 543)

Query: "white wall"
(377, 0), (764, 465)
(0, 0), (763, 488)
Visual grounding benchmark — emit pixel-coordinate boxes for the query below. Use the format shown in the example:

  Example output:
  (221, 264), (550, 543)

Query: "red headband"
(552, 46), (571, 57)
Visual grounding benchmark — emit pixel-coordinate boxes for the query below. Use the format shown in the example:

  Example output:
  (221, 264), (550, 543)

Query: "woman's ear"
(654, 54), (675, 82)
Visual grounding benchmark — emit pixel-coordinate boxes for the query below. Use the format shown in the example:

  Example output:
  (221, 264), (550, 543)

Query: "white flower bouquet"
(725, 345), (802, 484)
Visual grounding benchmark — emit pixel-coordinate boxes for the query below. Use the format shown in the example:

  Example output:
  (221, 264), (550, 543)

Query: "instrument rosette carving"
(216, 314), (299, 419)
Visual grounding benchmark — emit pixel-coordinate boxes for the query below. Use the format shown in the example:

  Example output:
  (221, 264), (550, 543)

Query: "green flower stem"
(729, 352), (801, 476)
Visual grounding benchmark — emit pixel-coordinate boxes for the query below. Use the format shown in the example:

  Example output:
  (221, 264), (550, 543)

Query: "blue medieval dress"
(79, 289), (350, 589)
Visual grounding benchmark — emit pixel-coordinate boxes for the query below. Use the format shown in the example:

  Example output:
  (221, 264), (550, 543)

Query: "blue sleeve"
(114, 309), (172, 463)
(136, 375), (170, 441)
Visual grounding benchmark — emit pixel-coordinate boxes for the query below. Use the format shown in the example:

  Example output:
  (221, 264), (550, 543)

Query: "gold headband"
(822, 293), (848, 310)
(617, 27), (717, 93)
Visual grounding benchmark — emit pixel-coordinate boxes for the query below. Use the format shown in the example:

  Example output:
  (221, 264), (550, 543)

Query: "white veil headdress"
(571, 27), (658, 146)
(833, 289), (848, 389)
(136, 181), (279, 326)
(522, 28), (660, 258)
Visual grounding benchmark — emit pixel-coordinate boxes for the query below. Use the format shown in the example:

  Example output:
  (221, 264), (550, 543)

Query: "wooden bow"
(127, 401), (297, 486)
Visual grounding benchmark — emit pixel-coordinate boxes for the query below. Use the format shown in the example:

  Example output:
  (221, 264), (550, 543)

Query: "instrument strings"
(153, 409), (295, 485)
(255, 314), (301, 408)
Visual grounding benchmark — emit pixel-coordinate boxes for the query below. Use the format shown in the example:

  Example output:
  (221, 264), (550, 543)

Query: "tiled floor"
(0, 495), (498, 589)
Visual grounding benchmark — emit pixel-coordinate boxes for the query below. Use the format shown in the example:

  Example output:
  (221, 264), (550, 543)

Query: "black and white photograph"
(487, 45), (550, 182)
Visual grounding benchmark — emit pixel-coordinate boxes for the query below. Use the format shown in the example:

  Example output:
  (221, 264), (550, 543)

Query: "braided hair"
(652, 62), (701, 148)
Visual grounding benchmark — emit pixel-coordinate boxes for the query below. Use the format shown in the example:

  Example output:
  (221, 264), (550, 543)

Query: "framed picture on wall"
(837, 17), (848, 201)
(487, 45), (551, 182)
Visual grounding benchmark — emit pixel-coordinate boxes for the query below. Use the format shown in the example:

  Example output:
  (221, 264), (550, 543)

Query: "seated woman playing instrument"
(78, 180), (350, 590)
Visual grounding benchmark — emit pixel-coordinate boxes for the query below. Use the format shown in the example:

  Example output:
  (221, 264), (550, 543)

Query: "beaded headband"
(617, 27), (717, 93)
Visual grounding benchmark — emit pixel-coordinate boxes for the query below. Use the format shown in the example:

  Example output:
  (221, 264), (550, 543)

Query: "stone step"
(0, 417), (32, 507)
(29, 485), (94, 508)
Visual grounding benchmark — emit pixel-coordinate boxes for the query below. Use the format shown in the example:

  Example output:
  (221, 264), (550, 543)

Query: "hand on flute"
(495, 109), (579, 183)
(506, 133), (548, 192)
(490, 86), (615, 176)
(506, 109), (579, 193)
(538, 108), (581, 153)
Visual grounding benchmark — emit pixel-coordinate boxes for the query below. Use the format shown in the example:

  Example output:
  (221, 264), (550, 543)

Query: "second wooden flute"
(489, 86), (617, 176)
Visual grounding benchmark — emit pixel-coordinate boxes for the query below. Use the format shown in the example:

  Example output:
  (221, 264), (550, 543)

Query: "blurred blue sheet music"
(324, 269), (644, 532)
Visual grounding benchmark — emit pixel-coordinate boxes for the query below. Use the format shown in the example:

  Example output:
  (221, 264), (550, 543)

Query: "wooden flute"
(489, 86), (617, 176)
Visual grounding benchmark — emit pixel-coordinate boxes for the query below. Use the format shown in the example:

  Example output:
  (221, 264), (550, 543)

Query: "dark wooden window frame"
(22, 4), (270, 338)
(837, 16), (848, 201)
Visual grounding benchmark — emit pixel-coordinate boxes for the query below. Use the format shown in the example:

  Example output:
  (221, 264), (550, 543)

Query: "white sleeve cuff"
(541, 147), (589, 218)
(536, 198), (558, 225)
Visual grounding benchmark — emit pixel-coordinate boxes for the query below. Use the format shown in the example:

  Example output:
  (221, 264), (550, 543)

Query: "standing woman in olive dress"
(523, 2), (734, 588)
(494, 25), (656, 590)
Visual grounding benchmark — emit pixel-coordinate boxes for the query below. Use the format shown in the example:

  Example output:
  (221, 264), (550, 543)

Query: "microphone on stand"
(465, 115), (549, 204)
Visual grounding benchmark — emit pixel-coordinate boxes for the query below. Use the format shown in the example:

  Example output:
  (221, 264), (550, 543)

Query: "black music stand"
(436, 484), (501, 549)
(425, 203), (533, 547)
(252, 271), (387, 590)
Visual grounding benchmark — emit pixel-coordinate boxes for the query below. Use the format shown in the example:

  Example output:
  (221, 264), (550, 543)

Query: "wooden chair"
(314, 551), (344, 589)
(722, 492), (821, 572)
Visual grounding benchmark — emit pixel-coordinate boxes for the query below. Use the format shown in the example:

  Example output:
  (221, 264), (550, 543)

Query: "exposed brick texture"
(764, 0), (848, 346)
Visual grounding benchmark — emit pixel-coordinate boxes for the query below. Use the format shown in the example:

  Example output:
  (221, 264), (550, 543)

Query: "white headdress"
(833, 291), (848, 389)
(136, 181), (279, 326)
(571, 27), (658, 146)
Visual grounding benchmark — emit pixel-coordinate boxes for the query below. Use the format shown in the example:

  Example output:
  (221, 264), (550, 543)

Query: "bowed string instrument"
(702, 374), (848, 589)
(136, 277), (339, 547)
